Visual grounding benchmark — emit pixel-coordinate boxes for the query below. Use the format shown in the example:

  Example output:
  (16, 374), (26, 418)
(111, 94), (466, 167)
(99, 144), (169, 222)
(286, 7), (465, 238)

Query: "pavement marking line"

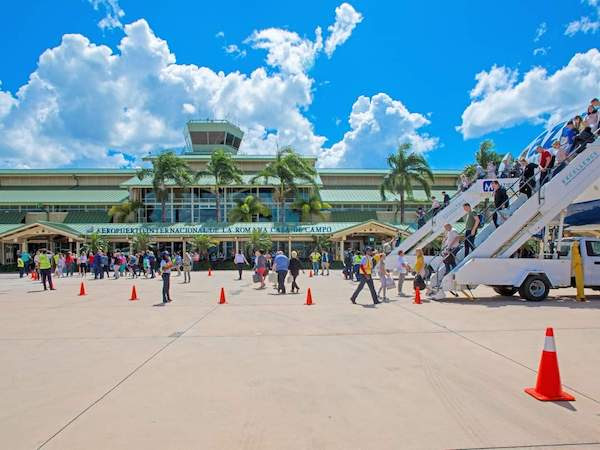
(393, 303), (600, 406)
(452, 441), (600, 449)
(36, 305), (219, 450)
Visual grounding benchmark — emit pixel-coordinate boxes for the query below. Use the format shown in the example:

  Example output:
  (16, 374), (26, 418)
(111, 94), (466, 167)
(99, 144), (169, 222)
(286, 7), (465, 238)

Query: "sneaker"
(350, 298), (356, 304)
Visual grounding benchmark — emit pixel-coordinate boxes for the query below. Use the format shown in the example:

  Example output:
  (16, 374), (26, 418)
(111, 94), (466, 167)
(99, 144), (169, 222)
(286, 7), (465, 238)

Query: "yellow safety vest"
(39, 254), (51, 270)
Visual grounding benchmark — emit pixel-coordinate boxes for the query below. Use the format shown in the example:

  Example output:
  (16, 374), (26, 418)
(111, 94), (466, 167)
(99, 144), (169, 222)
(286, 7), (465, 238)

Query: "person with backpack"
(463, 203), (480, 257)
(491, 180), (509, 227)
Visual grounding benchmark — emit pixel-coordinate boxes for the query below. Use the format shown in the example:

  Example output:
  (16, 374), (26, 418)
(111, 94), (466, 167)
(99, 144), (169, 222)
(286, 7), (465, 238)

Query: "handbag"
(414, 274), (426, 290)
(252, 272), (260, 283)
(384, 276), (395, 288)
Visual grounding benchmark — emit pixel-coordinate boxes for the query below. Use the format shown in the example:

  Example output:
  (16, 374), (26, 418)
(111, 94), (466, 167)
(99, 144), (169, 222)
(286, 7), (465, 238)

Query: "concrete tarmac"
(2, 270), (600, 450)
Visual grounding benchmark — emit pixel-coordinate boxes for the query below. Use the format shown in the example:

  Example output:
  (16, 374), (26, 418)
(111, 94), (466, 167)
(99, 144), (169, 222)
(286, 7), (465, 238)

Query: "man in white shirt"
(442, 223), (460, 274)
(396, 250), (409, 297)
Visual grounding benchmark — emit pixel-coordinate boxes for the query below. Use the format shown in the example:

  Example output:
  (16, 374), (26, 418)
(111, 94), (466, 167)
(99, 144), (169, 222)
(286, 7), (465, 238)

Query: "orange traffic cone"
(218, 287), (226, 304)
(32, 272), (37, 281)
(305, 288), (313, 305)
(129, 285), (139, 301)
(78, 281), (87, 296)
(413, 287), (422, 304)
(208, 267), (212, 277)
(525, 328), (575, 401)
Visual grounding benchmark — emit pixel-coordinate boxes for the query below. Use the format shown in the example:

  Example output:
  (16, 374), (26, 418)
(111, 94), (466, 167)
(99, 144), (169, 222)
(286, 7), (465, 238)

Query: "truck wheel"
(518, 275), (550, 301)
(493, 286), (518, 297)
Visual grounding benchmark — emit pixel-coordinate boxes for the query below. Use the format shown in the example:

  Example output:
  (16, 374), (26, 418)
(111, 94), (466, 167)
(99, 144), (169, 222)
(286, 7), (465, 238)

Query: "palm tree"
(245, 230), (272, 254)
(131, 232), (152, 253)
(380, 143), (434, 224)
(291, 193), (331, 222)
(85, 232), (108, 253)
(251, 147), (317, 223)
(192, 235), (219, 257)
(108, 201), (143, 223)
(228, 195), (271, 222)
(313, 235), (332, 252)
(463, 140), (503, 178)
(137, 151), (197, 223)
(205, 149), (243, 222)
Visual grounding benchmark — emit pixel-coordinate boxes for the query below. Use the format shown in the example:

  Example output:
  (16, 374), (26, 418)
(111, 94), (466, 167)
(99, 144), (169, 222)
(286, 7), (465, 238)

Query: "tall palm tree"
(228, 195), (271, 222)
(108, 201), (143, 223)
(291, 193), (331, 222)
(251, 147), (317, 223)
(205, 149), (243, 222)
(380, 143), (434, 224)
(137, 152), (197, 223)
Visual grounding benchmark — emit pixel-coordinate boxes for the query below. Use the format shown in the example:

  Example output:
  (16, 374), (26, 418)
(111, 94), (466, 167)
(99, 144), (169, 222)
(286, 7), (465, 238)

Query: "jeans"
(444, 247), (458, 274)
(464, 230), (476, 257)
(312, 262), (320, 275)
(19, 267), (24, 278)
(290, 270), (299, 291)
(350, 275), (378, 304)
(277, 270), (287, 294)
(40, 268), (53, 290)
(183, 267), (191, 283)
(162, 272), (171, 303)
(236, 263), (244, 279)
(539, 169), (550, 186)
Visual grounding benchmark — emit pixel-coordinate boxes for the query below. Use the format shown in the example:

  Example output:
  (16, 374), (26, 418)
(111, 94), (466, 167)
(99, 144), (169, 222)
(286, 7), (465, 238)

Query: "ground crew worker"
(17, 254), (25, 278)
(39, 250), (55, 291)
(350, 247), (380, 305)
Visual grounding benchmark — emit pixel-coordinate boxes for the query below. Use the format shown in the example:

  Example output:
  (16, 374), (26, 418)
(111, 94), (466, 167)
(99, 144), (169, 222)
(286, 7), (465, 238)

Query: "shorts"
(256, 267), (266, 276)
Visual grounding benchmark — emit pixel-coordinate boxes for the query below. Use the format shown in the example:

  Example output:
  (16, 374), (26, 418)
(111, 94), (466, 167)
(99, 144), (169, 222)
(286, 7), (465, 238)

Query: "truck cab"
(558, 237), (600, 290)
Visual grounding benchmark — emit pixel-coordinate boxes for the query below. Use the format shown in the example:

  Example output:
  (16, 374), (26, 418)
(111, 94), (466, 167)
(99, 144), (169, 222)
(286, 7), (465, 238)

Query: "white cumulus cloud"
(457, 48), (600, 139)
(223, 44), (247, 58)
(324, 3), (363, 57)
(565, 0), (600, 36)
(319, 93), (438, 168)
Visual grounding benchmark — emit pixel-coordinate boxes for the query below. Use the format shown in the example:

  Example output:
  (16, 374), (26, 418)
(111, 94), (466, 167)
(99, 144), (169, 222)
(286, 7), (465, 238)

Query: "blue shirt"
(562, 127), (576, 145)
(273, 254), (289, 271)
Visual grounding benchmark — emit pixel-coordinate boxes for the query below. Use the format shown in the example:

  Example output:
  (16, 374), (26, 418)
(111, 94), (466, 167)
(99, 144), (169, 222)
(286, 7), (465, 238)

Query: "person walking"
(174, 252), (183, 277)
(350, 247), (380, 305)
(321, 250), (331, 276)
(182, 250), (192, 283)
(442, 223), (460, 274)
(39, 250), (55, 291)
(343, 250), (353, 280)
(537, 146), (553, 186)
(352, 251), (362, 281)
(254, 250), (267, 289)
(376, 252), (390, 301)
(309, 249), (321, 276)
(17, 253), (24, 278)
(234, 250), (250, 280)
(65, 252), (74, 277)
(442, 191), (450, 207)
(412, 248), (426, 292)
(79, 251), (87, 277)
(396, 250), (409, 297)
(491, 180), (509, 228)
(463, 203), (480, 257)
(273, 250), (290, 294)
(93, 250), (103, 279)
(160, 252), (173, 304)
(519, 158), (537, 198)
(288, 250), (303, 293)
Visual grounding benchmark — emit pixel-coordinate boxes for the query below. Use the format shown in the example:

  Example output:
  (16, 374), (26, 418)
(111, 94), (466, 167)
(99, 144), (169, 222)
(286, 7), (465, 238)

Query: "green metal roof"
(0, 211), (25, 224)
(0, 223), (25, 235)
(64, 211), (110, 223)
(122, 174), (322, 188)
(321, 188), (451, 203)
(0, 189), (129, 205)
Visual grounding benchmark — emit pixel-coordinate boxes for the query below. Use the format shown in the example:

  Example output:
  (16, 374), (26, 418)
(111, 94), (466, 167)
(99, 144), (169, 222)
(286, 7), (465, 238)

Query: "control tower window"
(208, 131), (225, 145)
(232, 136), (241, 149)
(225, 133), (234, 146)
(190, 131), (208, 145)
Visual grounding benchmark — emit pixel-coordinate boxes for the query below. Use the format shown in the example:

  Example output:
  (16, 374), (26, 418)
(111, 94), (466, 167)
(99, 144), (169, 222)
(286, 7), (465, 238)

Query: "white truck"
(451, 237), (600, 301)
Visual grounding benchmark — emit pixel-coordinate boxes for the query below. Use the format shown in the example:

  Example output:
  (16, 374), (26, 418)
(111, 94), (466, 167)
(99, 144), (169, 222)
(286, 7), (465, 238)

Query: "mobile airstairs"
(384, 178), (517, 267)
(427, 142), (600, 300)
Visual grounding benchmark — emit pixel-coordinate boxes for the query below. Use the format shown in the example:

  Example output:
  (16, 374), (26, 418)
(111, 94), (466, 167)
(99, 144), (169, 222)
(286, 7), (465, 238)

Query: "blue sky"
(0, 0), (598, 170)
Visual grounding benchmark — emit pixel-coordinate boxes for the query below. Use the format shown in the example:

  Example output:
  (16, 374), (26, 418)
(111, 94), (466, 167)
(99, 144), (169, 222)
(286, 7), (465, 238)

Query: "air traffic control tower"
(183, 120), (244, 154)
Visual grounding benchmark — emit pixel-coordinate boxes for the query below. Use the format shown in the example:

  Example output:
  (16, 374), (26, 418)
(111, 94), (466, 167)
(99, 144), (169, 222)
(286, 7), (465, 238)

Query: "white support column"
(76, 241), (80, 256)
(339, 238), (345, 261)
(235, 238), (239, 254)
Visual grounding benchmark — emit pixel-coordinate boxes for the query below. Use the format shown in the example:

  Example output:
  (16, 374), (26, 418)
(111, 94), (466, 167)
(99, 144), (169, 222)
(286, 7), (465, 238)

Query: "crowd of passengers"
(417, 97), (600, 228)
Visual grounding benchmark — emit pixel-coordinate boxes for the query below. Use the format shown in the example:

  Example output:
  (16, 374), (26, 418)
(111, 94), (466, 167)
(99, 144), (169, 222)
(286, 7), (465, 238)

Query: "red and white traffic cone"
(525, 327), (575, 401)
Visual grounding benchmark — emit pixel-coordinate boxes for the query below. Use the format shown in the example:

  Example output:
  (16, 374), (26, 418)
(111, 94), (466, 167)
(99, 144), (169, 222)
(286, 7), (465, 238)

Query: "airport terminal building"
(0, 120), (461, 266)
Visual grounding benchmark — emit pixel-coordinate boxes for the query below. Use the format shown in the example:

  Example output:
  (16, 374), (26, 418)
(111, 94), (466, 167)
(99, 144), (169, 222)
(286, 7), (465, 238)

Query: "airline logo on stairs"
(561, 151), (599, 186)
